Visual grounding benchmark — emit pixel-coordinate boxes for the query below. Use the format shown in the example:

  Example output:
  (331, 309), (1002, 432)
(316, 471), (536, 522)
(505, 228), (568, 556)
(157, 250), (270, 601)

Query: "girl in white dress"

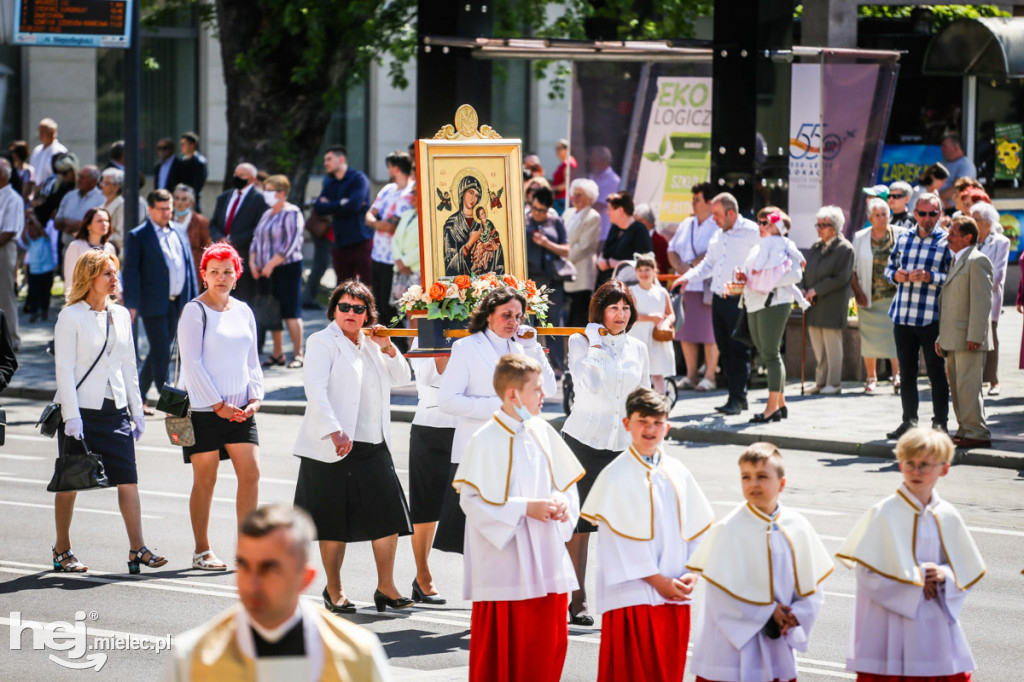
(628, 252), (675, 394)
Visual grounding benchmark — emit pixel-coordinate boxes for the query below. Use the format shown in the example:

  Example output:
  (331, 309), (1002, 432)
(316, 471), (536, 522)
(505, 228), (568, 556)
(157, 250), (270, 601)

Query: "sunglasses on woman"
(337, 302), (367, 314)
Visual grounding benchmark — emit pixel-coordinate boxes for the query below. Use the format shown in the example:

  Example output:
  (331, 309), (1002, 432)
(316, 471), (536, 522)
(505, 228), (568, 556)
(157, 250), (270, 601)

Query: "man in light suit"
(936, 215), (994, 449)
(123, 189), (199, 406)
(209, 162), (268, 303)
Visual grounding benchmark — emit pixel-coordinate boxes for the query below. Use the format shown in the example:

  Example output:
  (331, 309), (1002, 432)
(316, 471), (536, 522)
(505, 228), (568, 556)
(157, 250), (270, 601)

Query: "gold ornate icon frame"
(416, 105), (526, 285)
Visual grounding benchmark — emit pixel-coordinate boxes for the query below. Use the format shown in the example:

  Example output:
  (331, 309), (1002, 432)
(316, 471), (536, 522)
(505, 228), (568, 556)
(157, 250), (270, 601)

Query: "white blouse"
(561, 332), (650, 451)
(409, 339), (458, 429)
(177, 299), (265, 411)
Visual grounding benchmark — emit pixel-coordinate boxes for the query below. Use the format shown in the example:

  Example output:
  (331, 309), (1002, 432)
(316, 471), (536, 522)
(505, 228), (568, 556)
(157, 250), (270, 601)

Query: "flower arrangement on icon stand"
(394, 273), (552, 326)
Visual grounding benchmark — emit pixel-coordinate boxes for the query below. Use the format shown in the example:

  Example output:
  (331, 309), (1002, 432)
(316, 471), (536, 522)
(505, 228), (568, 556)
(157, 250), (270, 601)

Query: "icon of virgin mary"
(443, 173), (505, 276)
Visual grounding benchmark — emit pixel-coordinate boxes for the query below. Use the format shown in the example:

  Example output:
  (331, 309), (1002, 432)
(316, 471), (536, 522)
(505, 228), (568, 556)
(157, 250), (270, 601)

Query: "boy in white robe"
(688, 443), (834, 682)
(453, 353), (585, 682)
(837, 427), (985, 682)
(581, 386), (714, 682)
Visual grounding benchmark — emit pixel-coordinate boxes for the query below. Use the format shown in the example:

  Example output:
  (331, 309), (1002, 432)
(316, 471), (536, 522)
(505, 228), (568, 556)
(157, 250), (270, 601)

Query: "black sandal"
(568, 604), (594, 626)
(128, 546), (167, 574)
(263, 354), (286, 367)
(53, 547), (88, 573)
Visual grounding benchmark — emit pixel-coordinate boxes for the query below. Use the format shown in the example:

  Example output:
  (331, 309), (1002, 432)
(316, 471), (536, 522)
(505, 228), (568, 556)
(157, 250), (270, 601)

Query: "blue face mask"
(513, 393), (532, 421)
(174, 208), (190, 218)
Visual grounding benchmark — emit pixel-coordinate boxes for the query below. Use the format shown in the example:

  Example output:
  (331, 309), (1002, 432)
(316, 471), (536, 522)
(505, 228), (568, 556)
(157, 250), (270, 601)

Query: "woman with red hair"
(177, 242), (264, 571)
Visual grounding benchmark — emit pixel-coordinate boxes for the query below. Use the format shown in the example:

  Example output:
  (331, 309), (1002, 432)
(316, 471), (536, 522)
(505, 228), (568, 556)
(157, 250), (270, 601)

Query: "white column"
(368, 57), (417, 183)
(23, 47), (97, 165)
(198, 23), (228, 192)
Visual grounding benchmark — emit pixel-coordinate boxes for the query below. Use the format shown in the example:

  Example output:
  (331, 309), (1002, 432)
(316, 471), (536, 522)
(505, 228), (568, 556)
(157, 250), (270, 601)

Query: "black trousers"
(139, 297), (184, 399)
(26, 272), (53, 314)
(711, 295), (752, 403)
(893, 322), (949, 425)
(372, 260), (397, 326)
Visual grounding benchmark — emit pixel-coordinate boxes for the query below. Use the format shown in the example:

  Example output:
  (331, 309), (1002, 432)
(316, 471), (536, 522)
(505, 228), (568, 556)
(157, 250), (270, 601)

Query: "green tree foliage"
(795, 4), (1011, 29)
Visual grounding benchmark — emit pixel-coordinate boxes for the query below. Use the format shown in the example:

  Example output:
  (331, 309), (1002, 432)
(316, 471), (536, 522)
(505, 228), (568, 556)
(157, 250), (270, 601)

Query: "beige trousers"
(947, 349), (989, 440)
(808, 326), (843, 388)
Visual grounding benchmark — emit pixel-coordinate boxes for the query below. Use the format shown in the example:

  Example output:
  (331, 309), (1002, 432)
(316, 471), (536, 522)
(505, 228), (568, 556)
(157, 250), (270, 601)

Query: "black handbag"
(253, 278), (282, 333)
(157, 300), (206, 417)
(46, 436), (110, 493)
(38, 311), (111, 438)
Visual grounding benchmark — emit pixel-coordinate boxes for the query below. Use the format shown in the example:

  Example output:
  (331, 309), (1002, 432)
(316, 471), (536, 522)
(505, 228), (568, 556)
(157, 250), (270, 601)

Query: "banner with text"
(876, 145), (942, 185)
(788, 64), (822, 248)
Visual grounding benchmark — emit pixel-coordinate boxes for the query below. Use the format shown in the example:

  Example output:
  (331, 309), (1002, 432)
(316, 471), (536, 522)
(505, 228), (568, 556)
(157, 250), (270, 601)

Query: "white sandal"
(192, 550), (228, 571)
(695, 378), (716, 392)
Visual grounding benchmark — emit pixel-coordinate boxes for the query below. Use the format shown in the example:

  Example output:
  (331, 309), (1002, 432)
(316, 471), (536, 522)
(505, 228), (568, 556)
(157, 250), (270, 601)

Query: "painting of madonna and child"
(416, 139), (527, 284)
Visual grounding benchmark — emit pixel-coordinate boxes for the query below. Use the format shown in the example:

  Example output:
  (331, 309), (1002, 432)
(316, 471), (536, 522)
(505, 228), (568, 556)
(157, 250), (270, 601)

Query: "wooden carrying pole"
(361, 326), (603, 338)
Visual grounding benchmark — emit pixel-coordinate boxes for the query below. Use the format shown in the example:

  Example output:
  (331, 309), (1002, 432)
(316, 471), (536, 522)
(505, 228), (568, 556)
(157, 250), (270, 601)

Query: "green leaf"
(658, 135), (667, 157)
(643, 152), (663, 162)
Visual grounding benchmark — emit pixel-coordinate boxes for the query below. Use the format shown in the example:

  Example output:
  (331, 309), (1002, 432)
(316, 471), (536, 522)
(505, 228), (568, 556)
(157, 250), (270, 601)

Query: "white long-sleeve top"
(680, 217), (761, 296)
(668, 213), (720, 292)
(458, 411), (580, 602)
(561, 331), (650, 451)
(845, 487), (976, 677)
(177, 299), (264, 412)
(741, 235), (806, 313)
(409, 339), (458, 429)
(691, 518), (825, 682)
(438, 329), (555, 464)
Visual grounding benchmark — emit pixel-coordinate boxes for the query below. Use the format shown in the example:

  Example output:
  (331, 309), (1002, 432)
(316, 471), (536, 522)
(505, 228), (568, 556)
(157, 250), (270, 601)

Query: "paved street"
(1, 398), (1022, 681)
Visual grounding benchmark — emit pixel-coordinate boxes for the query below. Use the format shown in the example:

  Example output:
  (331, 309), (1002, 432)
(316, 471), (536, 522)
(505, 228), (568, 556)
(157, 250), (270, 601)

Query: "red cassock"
(469, 593), (568, 682)
(700, 670), (972, 682)
(598, 604), (690, 682)
(696, 678), (794, 682)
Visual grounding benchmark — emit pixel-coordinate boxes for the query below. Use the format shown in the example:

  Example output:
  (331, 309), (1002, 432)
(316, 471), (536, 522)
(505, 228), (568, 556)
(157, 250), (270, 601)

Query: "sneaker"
(678, 377), (696, 390)
(695, 378), (716, 392)
(988, 384), (1001, 396)
(820, 385), (842, 395)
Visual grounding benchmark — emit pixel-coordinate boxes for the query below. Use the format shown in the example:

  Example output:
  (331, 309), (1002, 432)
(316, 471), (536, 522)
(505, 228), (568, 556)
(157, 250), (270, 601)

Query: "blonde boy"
(453, 354), (584, 682)
(581, 387), (714, 682)
(688, 443), (834, 682)
(837, 427), (985, 682)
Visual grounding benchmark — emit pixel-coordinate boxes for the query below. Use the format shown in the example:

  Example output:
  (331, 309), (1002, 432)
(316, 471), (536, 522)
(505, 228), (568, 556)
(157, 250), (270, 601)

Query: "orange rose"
(525, 280), (537, 297)
(454, 275), (471, 290)
(429, 282), (447, 301)
(503, 275), (518, 287)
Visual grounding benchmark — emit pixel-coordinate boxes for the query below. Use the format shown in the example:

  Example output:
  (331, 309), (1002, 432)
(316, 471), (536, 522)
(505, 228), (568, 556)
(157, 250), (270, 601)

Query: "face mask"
(512, 393), (532, 421)
(263, 189), (279, 204)
(173, 208), (190, 219)
(231, 175), (247, 190)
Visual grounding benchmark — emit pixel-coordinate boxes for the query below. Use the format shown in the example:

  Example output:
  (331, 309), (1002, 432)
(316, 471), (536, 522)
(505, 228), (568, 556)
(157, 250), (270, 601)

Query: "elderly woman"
(596, 191), (653, 286)
(171, 183), (211, 284)
(971, 203), (1010, 395)
(741, 209), (805, 422)
(52, 250), (163, 573)
(293, 280), (413, 613)
(802, 206), (855, 394)
(250, 174), (305, 368)
(99, 167), (146, 252)
(178, 242), (264, 571)
(563, 178), (602, 327)
(63, 208), (117, 300)
(435, 286), (555, 554)
(562, 280), (650, 625)
(852, 197), (904, 394)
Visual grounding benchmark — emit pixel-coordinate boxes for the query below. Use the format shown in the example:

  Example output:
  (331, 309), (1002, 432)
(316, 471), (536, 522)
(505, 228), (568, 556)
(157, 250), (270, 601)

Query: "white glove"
(64, 418), (84, 440)
(132, 416), (146, 441)
(585, 322), (605, 347)
(516, 324), (539, 349)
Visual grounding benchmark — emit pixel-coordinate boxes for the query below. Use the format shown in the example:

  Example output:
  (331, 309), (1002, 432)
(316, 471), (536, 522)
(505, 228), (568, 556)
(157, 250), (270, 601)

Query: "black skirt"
(564, 433), (618, 534)
(293, 441), (413, 543)
(409, 424), (455, 524)
(183, 411), (259, 463)
(58, 399), (137, 486)
(431, 463), (466, 554)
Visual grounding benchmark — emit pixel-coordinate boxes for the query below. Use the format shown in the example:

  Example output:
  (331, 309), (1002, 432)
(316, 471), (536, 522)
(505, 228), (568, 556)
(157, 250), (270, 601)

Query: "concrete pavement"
(5, 301), (1023, 469)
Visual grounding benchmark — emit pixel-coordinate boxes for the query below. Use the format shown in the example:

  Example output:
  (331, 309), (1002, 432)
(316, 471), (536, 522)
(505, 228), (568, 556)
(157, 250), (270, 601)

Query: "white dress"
(627, 283), (675, 375)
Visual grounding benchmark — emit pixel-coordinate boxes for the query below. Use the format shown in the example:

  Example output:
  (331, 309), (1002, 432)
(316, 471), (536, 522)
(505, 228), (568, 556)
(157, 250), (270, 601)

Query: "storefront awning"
(924, 17), (1024, 78)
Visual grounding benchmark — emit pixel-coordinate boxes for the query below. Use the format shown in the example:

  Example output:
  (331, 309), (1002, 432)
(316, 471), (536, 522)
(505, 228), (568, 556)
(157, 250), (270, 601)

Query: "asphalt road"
(1, 397), (1022, 681)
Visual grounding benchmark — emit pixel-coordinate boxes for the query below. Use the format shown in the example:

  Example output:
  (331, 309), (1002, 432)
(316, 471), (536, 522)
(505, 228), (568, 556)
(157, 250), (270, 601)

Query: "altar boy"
(581, 387), (714, 682)
(687, 443), (834, 682)
(837, 427), (985, 681)
(454, 353), (585, 682)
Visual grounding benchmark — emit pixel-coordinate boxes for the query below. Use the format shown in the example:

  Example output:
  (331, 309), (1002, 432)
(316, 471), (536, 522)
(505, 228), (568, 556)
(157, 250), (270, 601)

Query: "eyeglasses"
(337, 302), (367, 314)
(889, 193), (907, 199)
(916, 210), (941, 218)
(814, 222), (833, 229)
(902, 461), (941, 473)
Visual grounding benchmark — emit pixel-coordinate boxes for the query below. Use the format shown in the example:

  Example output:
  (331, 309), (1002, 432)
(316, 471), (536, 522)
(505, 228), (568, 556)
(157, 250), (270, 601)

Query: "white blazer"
(852, 225), (906, 309)
(292, 323), (411, 462)
(54, 301), (143, 421)
(438, 330), (556, 464)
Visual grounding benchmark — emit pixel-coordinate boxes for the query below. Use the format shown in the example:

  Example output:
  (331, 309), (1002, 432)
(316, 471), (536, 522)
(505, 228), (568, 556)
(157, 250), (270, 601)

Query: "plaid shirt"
(885, 226), (951, 326)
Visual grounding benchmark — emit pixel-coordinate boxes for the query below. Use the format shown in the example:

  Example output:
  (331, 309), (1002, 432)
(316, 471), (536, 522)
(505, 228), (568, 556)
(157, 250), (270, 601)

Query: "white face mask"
(263, 189), (279, 204)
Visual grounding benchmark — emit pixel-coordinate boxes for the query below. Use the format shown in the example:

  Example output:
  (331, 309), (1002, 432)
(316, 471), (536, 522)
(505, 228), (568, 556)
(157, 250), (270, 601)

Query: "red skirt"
(856, 674), (972, 682)
(696, 678), (794, 682)
(599, 604), (691, 682)
(470, 593), (568, 682)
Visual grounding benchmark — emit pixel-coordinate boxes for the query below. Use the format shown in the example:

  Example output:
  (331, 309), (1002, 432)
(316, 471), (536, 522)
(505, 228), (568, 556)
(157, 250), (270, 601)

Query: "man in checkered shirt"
(884, 192), (952, 440)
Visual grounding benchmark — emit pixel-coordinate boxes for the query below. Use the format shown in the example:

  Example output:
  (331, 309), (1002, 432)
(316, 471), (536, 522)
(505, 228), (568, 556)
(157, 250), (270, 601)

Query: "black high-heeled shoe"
(749, 409), (782, 424)
(779, 405), (788, 419)
(568, 604), (594, 626)
(373, 589), (414, 613)
(412, 579), (447, 605)
(323, 587), (356, 614)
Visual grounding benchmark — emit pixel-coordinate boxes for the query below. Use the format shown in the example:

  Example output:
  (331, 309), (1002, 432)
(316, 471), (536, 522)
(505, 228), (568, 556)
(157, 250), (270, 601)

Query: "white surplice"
(581, 447), (714, 615)
(455, 411), (584, 602)
(838, 484), (983, 677)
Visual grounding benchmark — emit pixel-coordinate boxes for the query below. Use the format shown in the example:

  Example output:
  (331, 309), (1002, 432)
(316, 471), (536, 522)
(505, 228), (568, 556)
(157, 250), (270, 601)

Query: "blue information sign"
(14, 0), (132, 49)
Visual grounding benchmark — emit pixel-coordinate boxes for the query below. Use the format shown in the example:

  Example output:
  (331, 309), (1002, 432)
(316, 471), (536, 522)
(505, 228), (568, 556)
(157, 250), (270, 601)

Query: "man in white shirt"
(28, 118), (68, 188)
(673, 192), (760, 415)
(55, 165), (104, 242)
(0, 160), (25, 350)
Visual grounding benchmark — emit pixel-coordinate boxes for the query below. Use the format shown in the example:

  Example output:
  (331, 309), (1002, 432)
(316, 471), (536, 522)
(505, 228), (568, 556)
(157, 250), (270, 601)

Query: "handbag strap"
(75, 311), (111, 391)
(171, 299), (207, 387)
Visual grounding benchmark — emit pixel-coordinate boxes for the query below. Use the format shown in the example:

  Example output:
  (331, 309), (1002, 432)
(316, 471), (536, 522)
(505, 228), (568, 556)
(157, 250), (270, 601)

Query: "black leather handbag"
(46, 436), (110, 493)
(157, 301), (206, 418)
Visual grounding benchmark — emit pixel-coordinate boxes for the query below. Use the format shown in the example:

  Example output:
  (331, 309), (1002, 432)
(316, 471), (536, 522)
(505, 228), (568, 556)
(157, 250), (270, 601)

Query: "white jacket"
(292, 323), (411, 462)
(54, 301), (143, 421)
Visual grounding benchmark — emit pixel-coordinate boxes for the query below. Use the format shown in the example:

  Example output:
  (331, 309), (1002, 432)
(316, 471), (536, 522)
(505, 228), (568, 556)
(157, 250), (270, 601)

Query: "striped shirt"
(885, 226), (951, 326)
(249, 204), (305, 270)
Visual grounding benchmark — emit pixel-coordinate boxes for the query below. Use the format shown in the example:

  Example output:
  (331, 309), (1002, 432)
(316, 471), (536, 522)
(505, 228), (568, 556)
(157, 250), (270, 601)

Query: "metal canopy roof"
(924, 17), (1024, 78)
